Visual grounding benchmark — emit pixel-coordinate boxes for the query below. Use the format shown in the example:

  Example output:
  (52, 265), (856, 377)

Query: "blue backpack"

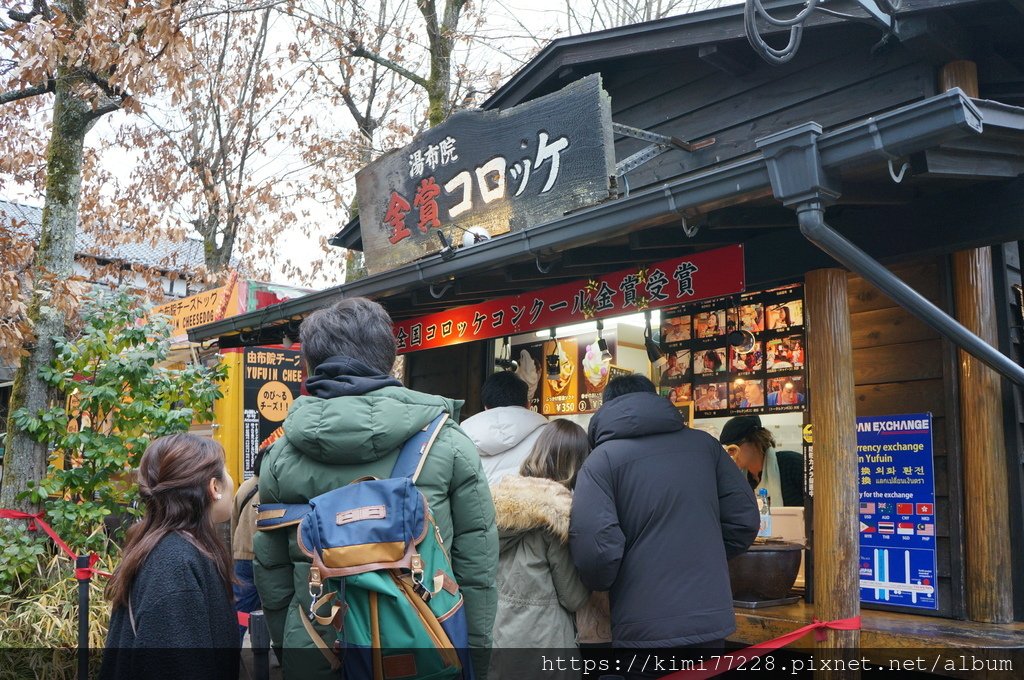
(257, 414), (474, 679)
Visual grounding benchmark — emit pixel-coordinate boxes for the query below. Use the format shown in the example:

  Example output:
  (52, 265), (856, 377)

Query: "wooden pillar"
(806, 268), (860, 676)
(942, 59), (1014, 623)
(953, 249), (1014, 623)
(939, 61), (979, 98)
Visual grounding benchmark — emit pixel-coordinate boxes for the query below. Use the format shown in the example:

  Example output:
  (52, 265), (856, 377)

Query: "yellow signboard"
(151, 272), (238, 342)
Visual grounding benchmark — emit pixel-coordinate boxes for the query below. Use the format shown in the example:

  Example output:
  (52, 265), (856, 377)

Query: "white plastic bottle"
(757, 488), (773, 538)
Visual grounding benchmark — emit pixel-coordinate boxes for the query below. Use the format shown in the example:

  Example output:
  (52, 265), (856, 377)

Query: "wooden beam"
(897, 13), (970, 64)
(629, 227), (764, 250)
(805, 268), (860, 674)
(706, 206), (797, 229)
(952, 248), (1014, 623)
(698, 43), (755, 77)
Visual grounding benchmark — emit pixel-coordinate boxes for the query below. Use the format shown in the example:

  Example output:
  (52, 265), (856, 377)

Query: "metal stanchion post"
(76, 555), (91, 680)
(249, 610), (270, 680)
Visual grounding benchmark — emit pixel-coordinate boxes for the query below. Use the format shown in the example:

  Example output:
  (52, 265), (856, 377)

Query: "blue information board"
(857, 413), (938, 610)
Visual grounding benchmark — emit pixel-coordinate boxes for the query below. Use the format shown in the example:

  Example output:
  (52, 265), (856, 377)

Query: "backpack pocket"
(299, 478), (474, 680)
(297, 477), (428, 577)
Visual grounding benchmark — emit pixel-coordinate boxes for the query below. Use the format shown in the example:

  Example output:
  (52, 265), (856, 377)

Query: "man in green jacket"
(253, 297), (498, 679)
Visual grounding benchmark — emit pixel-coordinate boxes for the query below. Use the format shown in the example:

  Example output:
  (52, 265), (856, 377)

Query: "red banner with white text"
(394, 244), (744, 354)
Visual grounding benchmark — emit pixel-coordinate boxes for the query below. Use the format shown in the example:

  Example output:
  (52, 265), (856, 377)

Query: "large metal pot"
(728, 541), (803, 601)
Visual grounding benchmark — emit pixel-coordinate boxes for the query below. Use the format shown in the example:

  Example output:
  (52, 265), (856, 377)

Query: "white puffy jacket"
(460, 406), (549, 484)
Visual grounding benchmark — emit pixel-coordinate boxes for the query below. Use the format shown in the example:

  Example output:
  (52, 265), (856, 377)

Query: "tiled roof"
(0, 199), (206, 272)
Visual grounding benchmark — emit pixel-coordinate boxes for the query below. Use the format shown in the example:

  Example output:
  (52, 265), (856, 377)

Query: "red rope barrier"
(3, 508), (251, 628)
(0, 509), (111, 579)
(661, 616), (862, 680)
(4, 509), (853, 647)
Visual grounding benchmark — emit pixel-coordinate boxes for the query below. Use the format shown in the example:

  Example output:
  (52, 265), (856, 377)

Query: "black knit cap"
(719, 415), (762, 446)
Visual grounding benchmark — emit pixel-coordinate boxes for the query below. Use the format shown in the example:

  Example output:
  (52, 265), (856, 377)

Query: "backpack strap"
(255, 503), (310, 530)
(255, 413), (448, 531)
(390, 413), (448, 482)
(237, 484), (259, 515)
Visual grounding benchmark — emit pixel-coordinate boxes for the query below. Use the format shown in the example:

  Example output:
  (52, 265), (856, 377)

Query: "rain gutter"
(756, 101), (1024, 387)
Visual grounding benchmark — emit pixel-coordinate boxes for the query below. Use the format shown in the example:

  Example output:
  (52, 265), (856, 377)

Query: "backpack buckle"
(308, 566), (324, 616)
(410, 554), (424, 582)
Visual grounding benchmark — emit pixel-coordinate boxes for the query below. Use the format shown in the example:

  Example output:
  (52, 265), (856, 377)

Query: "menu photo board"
(512, 330), (617, 416)
(659, 283), (805, 419)
(857, 414), (938, 611)
(242, 347), (304, 479)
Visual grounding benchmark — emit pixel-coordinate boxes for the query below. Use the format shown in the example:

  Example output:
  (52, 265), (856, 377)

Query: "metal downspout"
(796, 201), (1024, 387)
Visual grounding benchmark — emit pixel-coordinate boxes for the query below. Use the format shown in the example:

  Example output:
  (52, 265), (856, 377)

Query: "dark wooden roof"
(483, 0), (992, 109)
(203, 0), (1024, 345)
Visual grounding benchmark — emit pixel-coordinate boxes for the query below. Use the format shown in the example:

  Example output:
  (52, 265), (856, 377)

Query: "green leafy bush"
(11, 288), (227, 558)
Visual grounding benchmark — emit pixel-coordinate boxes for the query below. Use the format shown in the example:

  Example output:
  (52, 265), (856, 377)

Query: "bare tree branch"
(350, 44), (429, 89)
(180, 0), (290, 25)
(87, 101), (122, 119)
(83, 71), (126, 100)
(7, 0), (51, 23)
(0, 81), (54, 106)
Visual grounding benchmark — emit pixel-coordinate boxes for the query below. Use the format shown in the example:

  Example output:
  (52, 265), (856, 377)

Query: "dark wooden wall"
(600, 27), (935, 193)
(404, 341), (489, 422)
(992, 242), (1024, 622)
(847, 258), (965, 619)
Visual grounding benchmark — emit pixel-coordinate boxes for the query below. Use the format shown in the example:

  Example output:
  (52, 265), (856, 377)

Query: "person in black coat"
(568, 375), (759, 648)
(101, 434), (240, 680)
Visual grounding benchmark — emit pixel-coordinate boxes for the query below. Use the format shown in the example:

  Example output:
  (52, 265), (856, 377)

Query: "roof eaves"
(483, 0), (805, 110)
(189, 88), (995, 346)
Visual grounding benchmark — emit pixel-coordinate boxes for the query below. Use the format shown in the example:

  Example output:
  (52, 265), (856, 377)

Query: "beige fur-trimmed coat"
(490, 475), (590, 669)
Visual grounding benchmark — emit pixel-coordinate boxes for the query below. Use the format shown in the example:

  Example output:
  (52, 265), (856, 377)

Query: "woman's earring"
(215, 493), (223, 500)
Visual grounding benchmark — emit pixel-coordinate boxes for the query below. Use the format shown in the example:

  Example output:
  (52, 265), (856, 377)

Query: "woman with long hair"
(490, 419), (602, 678)
(100, 434), (240, 680)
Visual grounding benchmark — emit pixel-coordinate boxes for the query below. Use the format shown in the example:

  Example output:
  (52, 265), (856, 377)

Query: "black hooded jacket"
(568, 392), (759, 648)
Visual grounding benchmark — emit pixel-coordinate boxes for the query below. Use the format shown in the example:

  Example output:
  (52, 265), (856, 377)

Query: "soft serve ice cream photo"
(582, 339), (610, 391)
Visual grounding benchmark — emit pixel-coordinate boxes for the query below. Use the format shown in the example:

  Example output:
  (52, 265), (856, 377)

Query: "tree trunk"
(1, 73), (91, 513)
(426, 47), (451, 128)
(344, 249), (367, 283)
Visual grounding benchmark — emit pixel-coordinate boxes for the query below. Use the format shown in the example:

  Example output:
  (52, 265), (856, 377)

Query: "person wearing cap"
(719, 415), (804, 507)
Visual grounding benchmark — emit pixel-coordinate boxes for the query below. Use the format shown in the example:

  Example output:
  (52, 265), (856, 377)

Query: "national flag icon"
(876, 502), (894, 514)
(860, 521), (876, 533)
(897, 522), (915, 535)
(859, 502), (876, 514)
(896, 503), (914, 515)
(916, 503), (933, 515)
(878, 521), (895, 534)
(917, 523), (935, 536)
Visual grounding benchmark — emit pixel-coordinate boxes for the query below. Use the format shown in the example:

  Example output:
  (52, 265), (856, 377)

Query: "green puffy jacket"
(253, 386), (498, 679)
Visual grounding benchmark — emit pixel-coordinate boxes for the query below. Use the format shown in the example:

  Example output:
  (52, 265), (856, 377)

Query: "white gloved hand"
(515, 349), (540, 401)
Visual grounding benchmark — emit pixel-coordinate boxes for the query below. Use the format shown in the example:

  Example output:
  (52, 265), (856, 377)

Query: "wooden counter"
(731, 602), (1024, 678)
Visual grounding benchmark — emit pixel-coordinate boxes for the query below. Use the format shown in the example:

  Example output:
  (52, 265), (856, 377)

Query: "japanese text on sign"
(393, 245), (744, 354)
(242, 347), (304, 480)
(356, 74), (615, 275)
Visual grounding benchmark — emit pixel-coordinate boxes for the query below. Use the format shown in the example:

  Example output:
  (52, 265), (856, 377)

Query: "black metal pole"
(249, 610), (270, 680)
(76, 555), (90, 680)
(797, 202), (1024, 387)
